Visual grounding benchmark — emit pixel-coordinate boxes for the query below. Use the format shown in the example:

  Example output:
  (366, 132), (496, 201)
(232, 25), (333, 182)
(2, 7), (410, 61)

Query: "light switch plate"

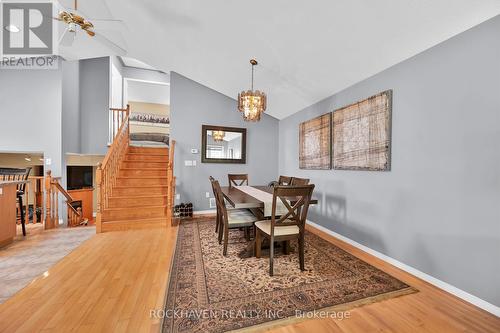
(45, 158), (51, 165)
(184, 160), (193, 166)
(176, 194), (180, 200)
(205, 192), (210, 198)
(192, 160), (197, 166)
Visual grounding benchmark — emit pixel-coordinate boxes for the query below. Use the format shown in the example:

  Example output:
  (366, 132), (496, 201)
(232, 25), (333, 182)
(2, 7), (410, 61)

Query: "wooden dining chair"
(228, 174), (249, 187)
(290, 177), (310, 185)
(255, 184), (315, 276)
(278, 175), (292, 185)
(212, 179), (258, 255)
(209, 176), (222, 234)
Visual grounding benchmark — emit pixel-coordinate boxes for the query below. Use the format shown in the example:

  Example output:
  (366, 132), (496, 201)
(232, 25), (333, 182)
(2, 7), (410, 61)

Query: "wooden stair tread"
(126, 153), (168, 156)
(102, 219), (166, 224)
(113, 185), (169, 188)
(116, 176), (168, 179)
(104, 205), (167, 211)
(120, 167), (167, 170)
(109, 195), (168, 199)
(123, 159), (168, 161)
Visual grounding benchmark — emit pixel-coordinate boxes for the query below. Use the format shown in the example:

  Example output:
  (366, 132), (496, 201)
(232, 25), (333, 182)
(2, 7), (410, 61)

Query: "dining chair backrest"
(278, 175), (292, 185)
(228, 174), (248, 187)
(209, 176), (216, 196)
(270, 184), (315, 235)
(212, 179), (229, 223)
(0, 167), (31, 193)
(209, 176), (222, 212)
(290, 177), (310, 186)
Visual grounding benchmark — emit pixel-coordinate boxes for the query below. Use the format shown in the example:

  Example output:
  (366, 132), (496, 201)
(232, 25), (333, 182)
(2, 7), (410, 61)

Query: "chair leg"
(299, 234), (305, 271)
(269, 238), (274, 276)
(218, 221), (223, 244)
(255, 229), (262, 258)
(215, 213), (219, 233)
(283, 240), (290, 255)
(19, 196), (26, 236)
(223, 226), (229, 256)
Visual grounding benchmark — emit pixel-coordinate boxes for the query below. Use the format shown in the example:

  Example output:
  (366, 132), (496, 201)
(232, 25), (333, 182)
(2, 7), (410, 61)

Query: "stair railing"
(96, 105), (130, 233)
(109, 104), (130, 143)
(166, 140), (176, 226)
(44, 170), (86, 229)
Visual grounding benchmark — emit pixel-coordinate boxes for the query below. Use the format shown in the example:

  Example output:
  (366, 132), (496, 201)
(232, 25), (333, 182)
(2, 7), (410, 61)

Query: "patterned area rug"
(163, 219), (415, 332)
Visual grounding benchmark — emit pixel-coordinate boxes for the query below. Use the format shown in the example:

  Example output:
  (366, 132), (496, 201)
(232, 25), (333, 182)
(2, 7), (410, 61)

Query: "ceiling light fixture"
(238, 59), (267, 122)
(5, 25), (20, 33)
(212, 130), (225, 142)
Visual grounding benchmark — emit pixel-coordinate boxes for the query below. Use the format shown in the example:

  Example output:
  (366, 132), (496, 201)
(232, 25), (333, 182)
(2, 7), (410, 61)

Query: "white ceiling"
(59, 0), (500, 119)
(127, 80), (170, 105)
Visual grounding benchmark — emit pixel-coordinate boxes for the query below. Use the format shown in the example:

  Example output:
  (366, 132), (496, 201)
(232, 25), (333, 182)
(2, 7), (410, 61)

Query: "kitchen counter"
(0, 181), (26, 247)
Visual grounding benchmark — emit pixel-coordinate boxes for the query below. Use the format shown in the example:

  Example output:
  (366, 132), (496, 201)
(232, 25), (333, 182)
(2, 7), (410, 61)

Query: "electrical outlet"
(205, 192), (210, 198)
(184, 160), (193, 166)
(209, 198), (216, 208)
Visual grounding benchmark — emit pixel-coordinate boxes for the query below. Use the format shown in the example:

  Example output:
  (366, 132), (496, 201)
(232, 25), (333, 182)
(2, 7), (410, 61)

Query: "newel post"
(96, 163), (102, 233)
(44, 170), (52, 229)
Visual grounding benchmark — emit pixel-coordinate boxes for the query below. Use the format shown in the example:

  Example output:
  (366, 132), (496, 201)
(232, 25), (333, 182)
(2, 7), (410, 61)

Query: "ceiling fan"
(56, 0), (126, 56)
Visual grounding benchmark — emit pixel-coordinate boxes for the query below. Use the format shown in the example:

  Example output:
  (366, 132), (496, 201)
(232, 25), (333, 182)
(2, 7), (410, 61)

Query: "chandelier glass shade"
(212, 130), (225, 142)
(238, 59), (267, 122)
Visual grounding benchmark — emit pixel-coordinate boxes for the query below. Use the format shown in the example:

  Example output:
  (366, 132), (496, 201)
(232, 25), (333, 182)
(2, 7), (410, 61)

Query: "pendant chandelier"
(212, 130), (225, 142)
(238, 59), (267, 122)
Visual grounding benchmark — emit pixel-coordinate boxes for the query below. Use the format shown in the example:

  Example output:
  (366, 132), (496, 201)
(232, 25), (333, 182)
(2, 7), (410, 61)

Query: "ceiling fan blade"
(93, 32), (126, 56)
(59, 27), (75, 46)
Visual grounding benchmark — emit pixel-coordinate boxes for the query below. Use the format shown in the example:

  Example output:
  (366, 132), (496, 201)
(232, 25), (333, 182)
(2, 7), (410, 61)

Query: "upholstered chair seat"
(255, 220), (300, 236)
(228, 209), (257, 228)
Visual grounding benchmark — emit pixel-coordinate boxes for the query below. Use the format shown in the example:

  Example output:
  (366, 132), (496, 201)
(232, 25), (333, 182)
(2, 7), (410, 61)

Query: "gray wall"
(79, 57), (111, 155)
(0, 60), (63, 176)
(279, 16), (500, 306)
(170, 72), (279, 210)
(62, 60), (81, 154)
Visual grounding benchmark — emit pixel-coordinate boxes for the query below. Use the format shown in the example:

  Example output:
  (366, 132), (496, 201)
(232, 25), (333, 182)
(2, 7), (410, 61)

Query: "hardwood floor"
(0, 227), (176, 333)
(0, 221), (498, 332)
(267, 225), (500, 333)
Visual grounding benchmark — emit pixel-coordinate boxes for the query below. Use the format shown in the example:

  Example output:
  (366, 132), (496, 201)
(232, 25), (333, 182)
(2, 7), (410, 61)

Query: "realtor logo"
(2, 2), (53, 55)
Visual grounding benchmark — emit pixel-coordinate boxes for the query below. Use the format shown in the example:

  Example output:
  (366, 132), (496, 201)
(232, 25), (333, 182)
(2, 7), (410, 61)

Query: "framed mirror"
(201, 125), (247, 164)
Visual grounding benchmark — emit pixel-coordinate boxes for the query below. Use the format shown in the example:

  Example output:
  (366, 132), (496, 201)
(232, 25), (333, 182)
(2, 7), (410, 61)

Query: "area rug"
(163, 219), (416, 332)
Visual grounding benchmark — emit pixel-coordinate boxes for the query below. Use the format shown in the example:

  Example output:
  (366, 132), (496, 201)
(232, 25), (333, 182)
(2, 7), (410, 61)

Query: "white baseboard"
(306, 220), (500, 317)
(194, 209), (216, 215)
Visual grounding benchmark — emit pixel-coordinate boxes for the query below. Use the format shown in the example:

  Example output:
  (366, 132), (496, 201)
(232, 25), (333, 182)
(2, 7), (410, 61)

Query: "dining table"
(220, 185), (318, 210)
(220, 185), (318, 257)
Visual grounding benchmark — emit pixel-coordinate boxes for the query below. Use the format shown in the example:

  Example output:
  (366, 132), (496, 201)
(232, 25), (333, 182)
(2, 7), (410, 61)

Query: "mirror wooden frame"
(201, 125), (247, 164)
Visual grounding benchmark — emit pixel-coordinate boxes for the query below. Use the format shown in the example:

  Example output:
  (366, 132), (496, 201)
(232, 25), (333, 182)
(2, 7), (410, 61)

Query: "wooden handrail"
(52, 181), (74, 202)
(96, 105), (131, 233)
(44, 170), (87, 229)
(166, 140), (176, 226)
(109, 104), (130, 143)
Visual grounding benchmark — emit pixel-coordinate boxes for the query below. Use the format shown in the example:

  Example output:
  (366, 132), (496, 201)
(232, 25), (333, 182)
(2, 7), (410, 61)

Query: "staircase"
(96, 105), (175, 233)
(100, 146), (169, 232)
